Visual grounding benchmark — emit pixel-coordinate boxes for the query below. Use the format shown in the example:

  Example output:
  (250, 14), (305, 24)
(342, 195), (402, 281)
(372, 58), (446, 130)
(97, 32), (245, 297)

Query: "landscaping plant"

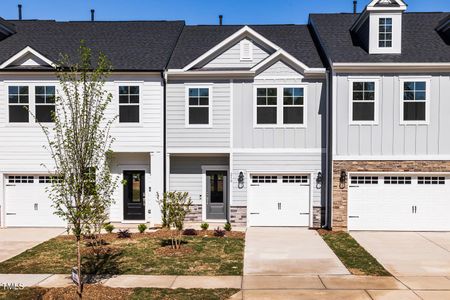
(183, 228), (197, 236)
(200, 222), (209, 230)
(157, 192), (192, 249)
(224, 222), (232, 231)
(103, 223), (115, 234)
(214, 227), (226, 237)
(138, 224), (147, 234)
(117, 229), (131, 239)
(37, 42), (117, 298)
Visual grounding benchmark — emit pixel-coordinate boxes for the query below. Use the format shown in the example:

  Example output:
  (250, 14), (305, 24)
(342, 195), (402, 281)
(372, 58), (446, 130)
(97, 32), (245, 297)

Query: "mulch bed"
(43, 285), (133, 300)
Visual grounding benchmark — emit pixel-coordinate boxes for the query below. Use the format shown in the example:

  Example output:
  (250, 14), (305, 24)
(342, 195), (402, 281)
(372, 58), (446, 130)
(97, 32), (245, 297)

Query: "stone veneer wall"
(185, 204), (202, 222)
(229, 206), (246, 226)
(333, 160), (450, 230)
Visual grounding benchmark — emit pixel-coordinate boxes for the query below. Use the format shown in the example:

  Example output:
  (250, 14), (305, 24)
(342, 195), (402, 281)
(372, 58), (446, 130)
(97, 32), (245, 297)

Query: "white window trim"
(115, 81), (144, 127)
(240, 39), (253, 61)
(185, 85), (213, 128)
(369, 12), (402, 54)
(6, 81), (58, 127)
(253, 84), (308, 129)
(399, 77), (431, 125)
(378, 17), (393, 48)
(348, 78), (380, 126)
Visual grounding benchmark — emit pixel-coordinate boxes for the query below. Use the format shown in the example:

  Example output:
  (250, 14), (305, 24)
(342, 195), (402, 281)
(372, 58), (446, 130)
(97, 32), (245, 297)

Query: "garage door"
(348, 174), (450, 231)
(248, 174), (310, 226)
(4, 175), (66, 227)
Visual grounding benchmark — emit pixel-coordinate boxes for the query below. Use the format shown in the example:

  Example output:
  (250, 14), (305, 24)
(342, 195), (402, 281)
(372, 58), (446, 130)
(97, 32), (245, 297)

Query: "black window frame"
(351, 81), (376, 123)
(8, 85), (29, 123)
(119, 85), (140, 123)
(187, 87), (210, 126)
(35, 85), (56, 123)
(256, 87), (278, 125)
(379, 17), (393, 48)
(402, 81), (427, 122)
(283, 87), (305, 125)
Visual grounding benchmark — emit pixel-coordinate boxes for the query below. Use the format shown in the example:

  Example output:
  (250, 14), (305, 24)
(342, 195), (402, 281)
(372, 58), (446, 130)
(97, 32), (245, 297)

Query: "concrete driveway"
(352, 231), (450, 276)
(0, 228), (65, 262)
(244, 227), (349, 275)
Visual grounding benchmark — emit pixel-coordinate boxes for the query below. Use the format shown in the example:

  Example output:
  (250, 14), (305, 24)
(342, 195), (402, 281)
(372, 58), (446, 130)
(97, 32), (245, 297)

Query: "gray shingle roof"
(167, 25), (325, 69)
(310, 12), (450, 63)
(0, 20), (185, 71)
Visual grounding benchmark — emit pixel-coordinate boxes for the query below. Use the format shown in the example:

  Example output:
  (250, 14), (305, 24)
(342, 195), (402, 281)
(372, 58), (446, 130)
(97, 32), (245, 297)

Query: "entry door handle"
(412, 205), (417, 214)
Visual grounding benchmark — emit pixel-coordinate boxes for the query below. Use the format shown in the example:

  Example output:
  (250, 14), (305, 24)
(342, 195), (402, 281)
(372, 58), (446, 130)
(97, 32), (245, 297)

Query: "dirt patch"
(154, 245), (194, 256)
(43, 285), (133, 300)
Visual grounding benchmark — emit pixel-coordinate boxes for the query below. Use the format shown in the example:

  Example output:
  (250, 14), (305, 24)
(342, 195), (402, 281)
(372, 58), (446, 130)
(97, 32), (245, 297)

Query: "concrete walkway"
(2, 274), (450, 299)
(244, 227), (349, 275)
(0, 228), (65, 262)
(352, 231), (450, 276)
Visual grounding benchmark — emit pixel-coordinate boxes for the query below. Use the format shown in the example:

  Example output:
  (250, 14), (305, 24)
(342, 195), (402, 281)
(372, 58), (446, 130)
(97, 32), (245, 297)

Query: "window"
(35, 86), (55, 122)
(379, 18), (392, 48)
(8, 175), (34, 183)
(351, 81), (376, 122)
(256, 88), (277, 124)
(9, 86), (29, 123)
(282, 175), (308, 183)
(252, 176), (277, 184)
(187, 87), (210, 125)
(119, 86), (140, 123)
(240, 40), (253, 61)
(384, 176), (412, 184)
(283, 88), (304, 124)
(351, 176), (379, 185)
(402, 81), (427, 122)
(418, 177), (445, 185)
(38, 175), (62, 184)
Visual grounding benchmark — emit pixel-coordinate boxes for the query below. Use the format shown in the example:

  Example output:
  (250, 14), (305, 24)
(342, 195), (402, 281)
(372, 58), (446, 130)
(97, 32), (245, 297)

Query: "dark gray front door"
(206, 171), (227, 220)
(123, 170), (145, 220)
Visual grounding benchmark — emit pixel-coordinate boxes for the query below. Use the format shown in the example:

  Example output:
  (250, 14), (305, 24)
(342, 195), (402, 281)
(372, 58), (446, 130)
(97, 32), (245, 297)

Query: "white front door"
(348, 174), (450, 231)
(248, 174), (310, 227)
(4, 175), (66, 227)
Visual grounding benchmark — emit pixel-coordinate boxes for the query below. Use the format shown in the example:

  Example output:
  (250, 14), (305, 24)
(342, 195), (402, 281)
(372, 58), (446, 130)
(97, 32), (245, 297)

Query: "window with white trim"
(9, 86), (29, 123)
(35, 86), (55, 123)
(188, 87), (210, 125)
(119, 86), (140, 123)
(402, 81), (427, 122)
(256, 88), (277, 125)
(283, 88), (304, 125)
(351, 81), (376, 122)
(379, 18), (393, 48)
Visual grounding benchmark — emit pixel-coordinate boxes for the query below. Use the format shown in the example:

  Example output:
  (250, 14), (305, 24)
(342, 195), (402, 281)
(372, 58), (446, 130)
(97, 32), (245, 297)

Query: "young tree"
(39, 42), (117, 298)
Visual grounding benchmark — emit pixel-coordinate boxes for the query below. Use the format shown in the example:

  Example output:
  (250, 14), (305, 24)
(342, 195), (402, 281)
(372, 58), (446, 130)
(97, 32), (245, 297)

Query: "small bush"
(138, 224), (147, 234)
(200, 222), (209, 230)
(224, 222), (232, 231)
(183, 228), (197, 236)
(214, 227), (226, 237)
(117, 229), (131, 239)
(103, 223), (115, 234)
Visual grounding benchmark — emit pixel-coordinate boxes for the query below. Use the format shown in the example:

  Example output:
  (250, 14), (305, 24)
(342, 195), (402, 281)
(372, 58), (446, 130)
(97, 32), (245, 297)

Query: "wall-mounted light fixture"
(238, 171), (244, 189)
(339, 170), (347, 189)
(316, 171), (323, 189)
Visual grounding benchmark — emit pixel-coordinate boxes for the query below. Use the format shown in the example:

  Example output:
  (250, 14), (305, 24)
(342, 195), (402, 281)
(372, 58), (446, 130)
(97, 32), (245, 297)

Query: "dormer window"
(379, 18), (392, 48)
(240, 40), (253, 61)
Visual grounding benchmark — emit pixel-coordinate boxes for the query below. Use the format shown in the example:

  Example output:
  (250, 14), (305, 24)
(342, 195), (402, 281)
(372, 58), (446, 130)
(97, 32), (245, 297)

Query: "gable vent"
(240, 40), (253, 61)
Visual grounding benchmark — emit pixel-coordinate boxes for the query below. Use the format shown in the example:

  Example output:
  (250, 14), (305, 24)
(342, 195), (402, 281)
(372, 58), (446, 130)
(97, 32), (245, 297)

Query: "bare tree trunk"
(77, 237), (83, 299)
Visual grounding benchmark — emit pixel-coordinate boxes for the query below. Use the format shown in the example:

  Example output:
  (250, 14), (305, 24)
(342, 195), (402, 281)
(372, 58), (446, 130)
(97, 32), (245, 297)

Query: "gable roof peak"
(366, 0), (407, 11)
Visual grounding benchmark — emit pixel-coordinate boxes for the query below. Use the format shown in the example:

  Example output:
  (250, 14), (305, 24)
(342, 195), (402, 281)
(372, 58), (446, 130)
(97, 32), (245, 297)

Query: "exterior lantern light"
(339, 170), (347, 189)
(316, 171), (323, 189)
(238, 171), (244, 189)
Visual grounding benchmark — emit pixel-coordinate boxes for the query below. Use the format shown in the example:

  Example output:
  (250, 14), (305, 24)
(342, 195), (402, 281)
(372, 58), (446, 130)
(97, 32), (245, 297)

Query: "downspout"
(161, 71), (167, 192)
(325, 68), (333, 230)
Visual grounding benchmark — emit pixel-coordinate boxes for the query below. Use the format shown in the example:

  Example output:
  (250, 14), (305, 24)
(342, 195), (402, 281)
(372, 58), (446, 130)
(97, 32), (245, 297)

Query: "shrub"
(214, 227), (226, 237)
(117, 229), (131, 239)
(138, 224), (147, 234)
(103, 223), (115, 234)
(200, 222), (209, 230)
(183, 228), (197, 236)
(224, 222), (232, 231)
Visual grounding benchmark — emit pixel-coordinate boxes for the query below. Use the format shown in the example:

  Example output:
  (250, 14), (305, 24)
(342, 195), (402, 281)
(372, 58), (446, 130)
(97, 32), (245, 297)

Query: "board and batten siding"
(169, 156), (229, 204)
(0, 73), (164, 173)
(233, 77), (326, 149)
(202, 38), (271, 69)
(166, 81), (231, 149)
(334, 74), (450, 157)
(232, 152), (323, 207)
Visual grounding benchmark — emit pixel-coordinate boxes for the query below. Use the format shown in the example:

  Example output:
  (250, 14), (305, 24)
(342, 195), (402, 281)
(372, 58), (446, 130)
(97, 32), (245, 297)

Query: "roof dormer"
(352, 0), (407, 54)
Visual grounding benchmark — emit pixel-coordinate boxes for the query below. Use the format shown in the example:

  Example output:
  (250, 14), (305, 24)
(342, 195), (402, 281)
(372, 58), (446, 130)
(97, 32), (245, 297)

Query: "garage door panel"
(348, 174), (450, 231)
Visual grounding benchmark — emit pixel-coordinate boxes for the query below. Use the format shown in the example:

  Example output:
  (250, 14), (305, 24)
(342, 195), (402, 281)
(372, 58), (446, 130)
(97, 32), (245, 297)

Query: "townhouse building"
(0, 0), (449, 231)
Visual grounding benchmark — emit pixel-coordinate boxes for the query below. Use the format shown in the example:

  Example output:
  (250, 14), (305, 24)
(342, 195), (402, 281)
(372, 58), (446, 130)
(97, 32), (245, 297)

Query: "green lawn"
(319, 231), (390, 276)
(0, 232), (244, 276)
(0, 287), (239, 300)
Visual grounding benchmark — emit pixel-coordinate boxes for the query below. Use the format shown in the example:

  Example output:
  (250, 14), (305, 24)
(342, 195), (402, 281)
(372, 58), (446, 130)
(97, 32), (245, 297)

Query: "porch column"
(150, 151), (164, 226)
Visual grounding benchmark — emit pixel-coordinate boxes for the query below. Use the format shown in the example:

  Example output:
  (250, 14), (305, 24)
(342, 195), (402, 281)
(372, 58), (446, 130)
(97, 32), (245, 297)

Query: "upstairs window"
(119, 86), (140, 123)
(9, 86), (29, 123)
(379, 18), (393, 48)
(402, 81), (427, 122)
(283, 88), (304, 125)
(35, 86), (55, 122)
(187, 87), (210, 125)
(351, 81), (376, 123)
(256, 88), (277, 125)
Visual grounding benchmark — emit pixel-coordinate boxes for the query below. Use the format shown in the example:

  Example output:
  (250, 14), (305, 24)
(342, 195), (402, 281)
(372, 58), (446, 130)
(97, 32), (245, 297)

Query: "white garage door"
(348, 174), (450, 231)
(4, 175), (66, 227)
(248, 174), (310, 227)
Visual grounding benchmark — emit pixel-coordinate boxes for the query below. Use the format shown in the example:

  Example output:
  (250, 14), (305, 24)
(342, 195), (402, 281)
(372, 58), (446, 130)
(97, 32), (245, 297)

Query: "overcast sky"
(0, 0), (449, 24)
